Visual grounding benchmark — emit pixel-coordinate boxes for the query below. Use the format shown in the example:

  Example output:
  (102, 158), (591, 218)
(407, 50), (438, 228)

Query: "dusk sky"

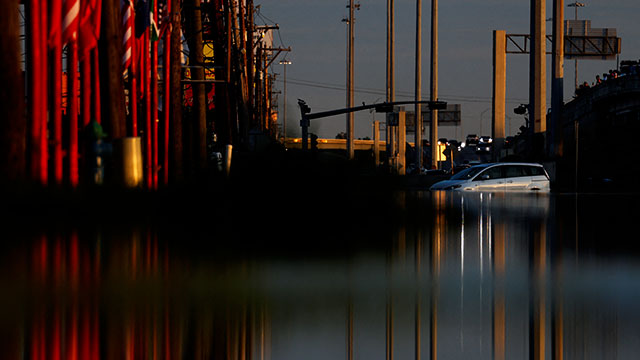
(257, 0), (640, 140)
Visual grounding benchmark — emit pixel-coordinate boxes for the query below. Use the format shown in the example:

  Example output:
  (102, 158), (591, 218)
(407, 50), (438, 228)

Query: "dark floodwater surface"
(2, 191), (640, 359)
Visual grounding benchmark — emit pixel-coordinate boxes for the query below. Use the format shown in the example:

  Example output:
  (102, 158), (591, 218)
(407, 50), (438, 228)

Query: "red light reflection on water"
(24, 231), (166, 360)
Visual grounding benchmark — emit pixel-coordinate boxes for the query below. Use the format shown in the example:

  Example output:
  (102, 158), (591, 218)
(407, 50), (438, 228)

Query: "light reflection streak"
(460, 195), (465, 351)
(479, 193), (484, 354)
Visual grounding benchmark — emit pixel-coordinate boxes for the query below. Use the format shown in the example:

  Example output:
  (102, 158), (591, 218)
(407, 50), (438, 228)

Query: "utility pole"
(415, 0), (423, 173)
(430, 0), (439, 170)
(551, 0), (565, 157)
(247, 0), (255, 130)
(386, 1), (395, 358)
(530, 0), (546, 134)
(346, 0), (357, 160)
(387, 0), (395, 103)
(568, 2), (585, 90)
(279, 60), (291, 141)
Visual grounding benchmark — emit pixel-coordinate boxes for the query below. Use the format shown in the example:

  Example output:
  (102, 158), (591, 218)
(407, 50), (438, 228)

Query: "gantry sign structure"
(491, 17), (620, 160)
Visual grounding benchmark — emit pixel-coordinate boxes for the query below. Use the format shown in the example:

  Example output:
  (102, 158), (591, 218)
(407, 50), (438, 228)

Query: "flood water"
(2, 189), (640, 359)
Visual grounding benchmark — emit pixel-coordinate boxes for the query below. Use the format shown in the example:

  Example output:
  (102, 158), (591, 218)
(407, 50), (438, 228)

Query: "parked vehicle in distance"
(465, 134), (479, 146)
(429, 162), (550, 192)
(476, 141), (491, 153)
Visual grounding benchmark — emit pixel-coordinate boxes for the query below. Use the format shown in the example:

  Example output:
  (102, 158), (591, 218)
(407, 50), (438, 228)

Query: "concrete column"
(530, 0), (547, 134)
(492, 30), (507, 161)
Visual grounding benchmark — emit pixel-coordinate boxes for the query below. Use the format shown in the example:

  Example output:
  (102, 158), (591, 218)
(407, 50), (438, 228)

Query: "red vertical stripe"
(28, 0), (42, 183)
(81, 307), (91, 360)
(52, 311), (62, 360)
(52, 44), (63, 184)
(152, 9), (159, 189)
(144, 30), (152, 189)
(131, 37), (138, 137)
(92, 308), (100, 360)
(68, 309), (78, 360)
(163, 0), (171, 186)
(30, 319), (39, 360)
(69, 40), (79, 186)
(93, 48), (101, 125)
(50, 0), (63, 185)
(40, 1), (49, 185)
(82, 58), (92, 127)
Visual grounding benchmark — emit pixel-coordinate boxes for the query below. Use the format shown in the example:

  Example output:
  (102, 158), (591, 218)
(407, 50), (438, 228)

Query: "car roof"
(471, 162), (544, 168)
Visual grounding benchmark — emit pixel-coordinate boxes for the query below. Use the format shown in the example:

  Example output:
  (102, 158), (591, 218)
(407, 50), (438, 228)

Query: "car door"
(525, 165), (550, 191)
(504, 165), (529, 191)
(472, 166), (505, 191)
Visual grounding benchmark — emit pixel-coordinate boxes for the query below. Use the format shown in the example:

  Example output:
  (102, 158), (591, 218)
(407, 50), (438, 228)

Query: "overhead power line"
(274, 77), (529, 104)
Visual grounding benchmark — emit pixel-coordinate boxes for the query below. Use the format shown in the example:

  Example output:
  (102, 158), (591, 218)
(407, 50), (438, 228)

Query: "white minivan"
(429, 163), (550, 192)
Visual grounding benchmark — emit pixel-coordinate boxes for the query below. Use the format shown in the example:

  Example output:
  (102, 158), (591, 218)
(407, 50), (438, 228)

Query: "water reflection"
(3, 192), (640, 359)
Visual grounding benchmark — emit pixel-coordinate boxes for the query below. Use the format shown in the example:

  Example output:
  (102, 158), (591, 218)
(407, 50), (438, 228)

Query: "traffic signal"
(429, 101), (448, 110)
(310, 133), (318, 150)
(298, 99), (311, 115)
(375, 102), (393, 113)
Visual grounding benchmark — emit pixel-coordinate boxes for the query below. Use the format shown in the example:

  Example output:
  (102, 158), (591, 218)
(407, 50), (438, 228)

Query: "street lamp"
(568, 2), (586, 90)
(279, 60), (292, 142)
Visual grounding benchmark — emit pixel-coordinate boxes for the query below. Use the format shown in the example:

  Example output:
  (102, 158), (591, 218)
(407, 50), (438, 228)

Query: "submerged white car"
(429, 162), (550, 192)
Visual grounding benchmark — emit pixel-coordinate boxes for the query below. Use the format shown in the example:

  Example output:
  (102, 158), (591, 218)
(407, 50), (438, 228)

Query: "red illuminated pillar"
(151, 4), (159, 189)
(27, 0), (43, 184)
(39, 0), (49, 185)
(163, 0), (172, 186)
(93, 48), (101, 125)
(68, 39), (79, 187)
(82, 57), (91, 127)
(144, 30), (152, 189)
(52, 37), (63, 185)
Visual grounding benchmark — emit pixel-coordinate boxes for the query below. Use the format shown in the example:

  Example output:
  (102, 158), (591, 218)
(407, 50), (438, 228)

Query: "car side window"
(505, 165), (527, 178)
(527, 166), (545, 176)
(473, 166), (503, 181)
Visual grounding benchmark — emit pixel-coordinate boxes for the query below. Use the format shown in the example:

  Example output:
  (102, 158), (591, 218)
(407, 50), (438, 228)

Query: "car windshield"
(450, 165), (488, 180)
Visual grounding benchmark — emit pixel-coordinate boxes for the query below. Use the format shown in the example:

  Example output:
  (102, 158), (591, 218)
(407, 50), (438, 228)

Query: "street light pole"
(279, 60), (291, 142)
(430, 0), (439, 170)
(415, 0), (423, 172)
(346, 0), (357, 160)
